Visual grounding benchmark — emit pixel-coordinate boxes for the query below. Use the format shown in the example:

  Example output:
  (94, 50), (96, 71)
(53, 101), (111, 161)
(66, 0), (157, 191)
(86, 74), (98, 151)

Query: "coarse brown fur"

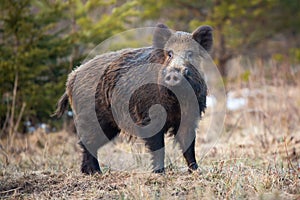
(54, 24), (213, 174)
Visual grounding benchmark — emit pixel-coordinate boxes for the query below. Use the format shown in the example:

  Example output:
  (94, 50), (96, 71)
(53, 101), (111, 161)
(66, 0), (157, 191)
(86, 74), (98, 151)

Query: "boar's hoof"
(81, 160), (102, 175)
(188, 162), (198, 173)
(153, 168), (165, 174)
(81, 165), (102, 175)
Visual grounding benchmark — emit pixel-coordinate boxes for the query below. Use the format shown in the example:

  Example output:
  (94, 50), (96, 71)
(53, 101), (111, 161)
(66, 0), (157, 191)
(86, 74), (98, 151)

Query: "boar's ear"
(153, 23), (172, 49)
(192, 25), (213, 52)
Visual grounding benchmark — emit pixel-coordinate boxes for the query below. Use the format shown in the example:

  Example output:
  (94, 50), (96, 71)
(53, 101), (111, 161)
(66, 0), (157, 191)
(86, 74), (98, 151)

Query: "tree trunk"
(8, 71), (18, 138)
(217, 57), (228, 78)
(214, 25), (233, 78)
(14, 102), (26, 134)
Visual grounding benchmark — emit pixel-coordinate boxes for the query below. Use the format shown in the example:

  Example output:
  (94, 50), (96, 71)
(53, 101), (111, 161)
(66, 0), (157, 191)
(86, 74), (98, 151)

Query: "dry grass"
(1, 59), (300, 199)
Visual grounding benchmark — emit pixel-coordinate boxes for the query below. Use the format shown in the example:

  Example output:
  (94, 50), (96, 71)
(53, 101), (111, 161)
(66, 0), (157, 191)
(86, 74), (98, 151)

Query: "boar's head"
(153, 23), (213, 87)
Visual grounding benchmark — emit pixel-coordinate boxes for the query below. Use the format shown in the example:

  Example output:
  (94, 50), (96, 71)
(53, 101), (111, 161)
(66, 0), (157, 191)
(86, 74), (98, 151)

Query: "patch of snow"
(226, 95), (248, 111)
(206, 95), (217, 107)
(207, 88), (253, 111)
(67, 111), (73, 117)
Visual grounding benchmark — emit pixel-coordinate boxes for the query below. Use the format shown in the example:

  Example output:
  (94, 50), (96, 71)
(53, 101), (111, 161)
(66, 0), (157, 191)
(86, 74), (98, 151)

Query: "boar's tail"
(52, 92), (69, 118)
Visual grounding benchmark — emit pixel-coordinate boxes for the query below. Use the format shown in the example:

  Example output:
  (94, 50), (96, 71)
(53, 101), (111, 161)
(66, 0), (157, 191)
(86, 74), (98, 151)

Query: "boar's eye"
(184, 68), (190, 76)
(167, 50), (173, 58)
(162, 68), (167, 74)
(186, 51), (193, 59)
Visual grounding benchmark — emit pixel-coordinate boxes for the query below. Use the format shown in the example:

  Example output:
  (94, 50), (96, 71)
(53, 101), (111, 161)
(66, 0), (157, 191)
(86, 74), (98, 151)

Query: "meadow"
(1, 59), (300, 199)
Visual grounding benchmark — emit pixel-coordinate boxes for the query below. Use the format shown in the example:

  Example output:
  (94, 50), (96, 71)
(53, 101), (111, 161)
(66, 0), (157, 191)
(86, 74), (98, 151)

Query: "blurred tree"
(0, 0), (138, 136)
(0, 0), (71, 137)
(139, 0), (300, 77)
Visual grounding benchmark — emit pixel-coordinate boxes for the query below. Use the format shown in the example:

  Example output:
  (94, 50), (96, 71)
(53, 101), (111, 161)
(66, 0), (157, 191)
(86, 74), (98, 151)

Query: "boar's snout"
(164, 68), (184, 86)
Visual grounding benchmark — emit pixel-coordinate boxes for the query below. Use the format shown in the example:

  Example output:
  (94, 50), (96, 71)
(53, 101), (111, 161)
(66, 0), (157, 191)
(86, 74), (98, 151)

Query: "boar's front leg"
(144, 131), (165, 173)
(183, 138), (198, 172)
(175, 128), (198, 172)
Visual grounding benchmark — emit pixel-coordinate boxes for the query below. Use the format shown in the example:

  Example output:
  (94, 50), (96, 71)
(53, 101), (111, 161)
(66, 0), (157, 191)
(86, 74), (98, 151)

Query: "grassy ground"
(1, 60), (300, 199)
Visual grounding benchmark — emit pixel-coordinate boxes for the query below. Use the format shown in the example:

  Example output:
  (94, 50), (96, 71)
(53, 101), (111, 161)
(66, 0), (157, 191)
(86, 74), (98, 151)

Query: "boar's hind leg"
(79, 124), (120, 174)
(79, 141), (101, 174)
(144, 131), (165, 173)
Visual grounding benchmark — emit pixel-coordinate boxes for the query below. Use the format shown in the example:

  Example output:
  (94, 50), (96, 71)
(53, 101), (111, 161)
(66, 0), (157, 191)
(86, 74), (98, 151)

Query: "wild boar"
(54, 23), (212, 174)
